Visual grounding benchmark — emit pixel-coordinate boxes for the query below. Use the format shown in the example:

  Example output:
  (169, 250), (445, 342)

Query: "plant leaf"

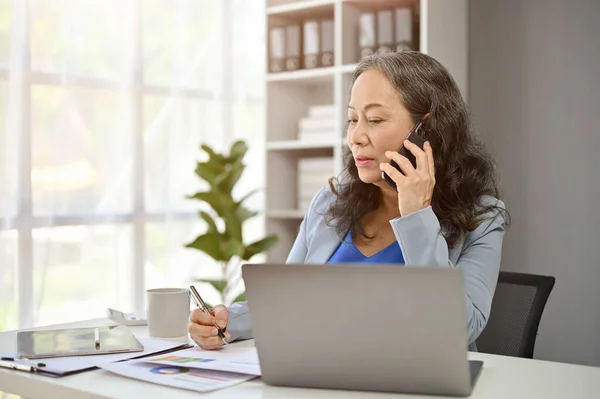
(195, 163), (222, 185)
(233, 292), (246, 303)
(199, 211), (219, 234)
(236, 189), (259, 206)
(243, 235), (279, 260)
(189, 191), (228, 216)
(185, 233), (226, 261)
(222, 240), (245, 260)
(222, 207), (243, 243)
(229, 140), (248, 162)
(216, 160), (245, 194)
(201, 144), (226, 163)
(236, 206), (258, 223)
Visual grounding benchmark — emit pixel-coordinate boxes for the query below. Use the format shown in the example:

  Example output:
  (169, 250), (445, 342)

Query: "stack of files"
(298, 157), (333, 210)
(97, 346), (261, 393)
(297, 104), (336, 142)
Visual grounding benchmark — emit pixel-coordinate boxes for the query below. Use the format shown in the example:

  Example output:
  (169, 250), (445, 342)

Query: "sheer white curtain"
(0, 0), (265, 331)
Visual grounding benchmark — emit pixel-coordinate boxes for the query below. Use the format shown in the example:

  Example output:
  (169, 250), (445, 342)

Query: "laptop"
(241, 263), (483, 396)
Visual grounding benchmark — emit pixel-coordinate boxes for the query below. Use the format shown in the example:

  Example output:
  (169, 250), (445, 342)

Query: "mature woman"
(188, 51), (508, 350)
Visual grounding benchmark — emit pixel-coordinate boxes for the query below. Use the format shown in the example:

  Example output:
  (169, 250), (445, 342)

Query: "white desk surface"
(1, 319), (599, 399)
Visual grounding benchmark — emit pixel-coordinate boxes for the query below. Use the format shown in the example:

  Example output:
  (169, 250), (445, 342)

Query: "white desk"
(1, 319), (599, 399)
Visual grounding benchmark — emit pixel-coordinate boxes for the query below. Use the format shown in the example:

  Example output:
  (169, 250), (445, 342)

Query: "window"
(0, 0), (265, 329)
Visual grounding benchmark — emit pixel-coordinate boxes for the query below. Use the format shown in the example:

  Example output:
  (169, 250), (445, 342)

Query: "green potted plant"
(185, 140), (278, 306)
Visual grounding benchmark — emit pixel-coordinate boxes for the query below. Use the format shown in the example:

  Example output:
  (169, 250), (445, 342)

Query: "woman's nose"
(348, 121), (368, 146)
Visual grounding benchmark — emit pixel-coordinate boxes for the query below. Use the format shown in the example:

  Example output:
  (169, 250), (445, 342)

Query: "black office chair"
(476, 271), (555, 359)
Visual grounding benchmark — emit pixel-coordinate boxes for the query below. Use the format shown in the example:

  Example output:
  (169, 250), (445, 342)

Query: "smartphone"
(382, 120), (427, 190)
(106, 308), (147, 326)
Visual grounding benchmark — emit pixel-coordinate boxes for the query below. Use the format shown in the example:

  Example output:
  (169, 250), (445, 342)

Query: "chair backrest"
(476, 271), (555, 358)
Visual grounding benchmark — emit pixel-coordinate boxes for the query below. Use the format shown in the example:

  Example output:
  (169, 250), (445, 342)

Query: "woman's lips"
(354, 156), (374, 167)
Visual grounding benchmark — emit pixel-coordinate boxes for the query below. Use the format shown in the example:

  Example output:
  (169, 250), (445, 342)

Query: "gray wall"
(469, 0), (600, 366)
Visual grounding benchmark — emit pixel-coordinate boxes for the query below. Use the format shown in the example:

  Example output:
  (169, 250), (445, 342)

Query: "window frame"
(1, 0), (261, 328)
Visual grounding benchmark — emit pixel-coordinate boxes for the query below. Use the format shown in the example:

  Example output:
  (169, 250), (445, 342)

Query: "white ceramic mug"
(146, 288), (190, 339)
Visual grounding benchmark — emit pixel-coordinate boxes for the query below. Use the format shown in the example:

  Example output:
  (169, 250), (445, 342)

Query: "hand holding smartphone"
(382, 120), (427, 190)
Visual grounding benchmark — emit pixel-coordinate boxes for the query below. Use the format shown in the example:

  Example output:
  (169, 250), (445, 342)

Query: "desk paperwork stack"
(0, 320), (259, 393)
(1, 335), (189, 377)
(97, 346), (261, 393)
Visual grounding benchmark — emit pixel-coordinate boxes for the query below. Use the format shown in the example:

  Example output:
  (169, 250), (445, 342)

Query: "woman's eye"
(368, 119), (382, 125)
(347, 118), (357, 125)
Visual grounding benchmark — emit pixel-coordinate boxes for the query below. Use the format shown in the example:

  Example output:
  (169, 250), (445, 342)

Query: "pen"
(94, 327), (100, 349)
(189, 285), (228, 346)
(0, 359), (37, 373)
(1, 357), (45, 367)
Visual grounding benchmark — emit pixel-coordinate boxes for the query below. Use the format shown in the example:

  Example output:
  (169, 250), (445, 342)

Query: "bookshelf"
(264, 0), (468, 262)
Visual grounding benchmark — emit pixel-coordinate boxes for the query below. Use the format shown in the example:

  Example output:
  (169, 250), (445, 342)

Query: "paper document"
(1, 338), (190, 376)
(144, 347), (261, 376)
(98, 359), (256, 393)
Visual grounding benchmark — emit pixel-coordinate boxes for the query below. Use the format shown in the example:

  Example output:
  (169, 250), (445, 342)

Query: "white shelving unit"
(265, 0), (468, 262)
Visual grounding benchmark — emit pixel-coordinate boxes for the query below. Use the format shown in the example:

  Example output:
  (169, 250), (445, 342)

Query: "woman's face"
(347, 69), (414, 186)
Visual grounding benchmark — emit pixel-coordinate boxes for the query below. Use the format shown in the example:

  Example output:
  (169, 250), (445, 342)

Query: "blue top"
(226, 187), (506, 347)
(327, 230), (405, 264)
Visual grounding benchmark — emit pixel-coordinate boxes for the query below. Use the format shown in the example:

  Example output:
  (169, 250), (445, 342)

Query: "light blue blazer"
(227, 187), (506, 347)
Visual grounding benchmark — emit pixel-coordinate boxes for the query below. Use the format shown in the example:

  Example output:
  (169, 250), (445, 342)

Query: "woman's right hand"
(188, 304), (232, 350)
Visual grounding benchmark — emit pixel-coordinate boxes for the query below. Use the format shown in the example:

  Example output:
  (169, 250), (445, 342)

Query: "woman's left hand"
(380, 140), (436, 217)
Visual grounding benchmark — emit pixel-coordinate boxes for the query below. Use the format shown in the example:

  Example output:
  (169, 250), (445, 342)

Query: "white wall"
(469, 0), (600, 366)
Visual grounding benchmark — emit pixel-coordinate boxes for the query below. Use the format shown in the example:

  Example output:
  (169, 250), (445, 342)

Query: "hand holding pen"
(188, 286), (231, 350)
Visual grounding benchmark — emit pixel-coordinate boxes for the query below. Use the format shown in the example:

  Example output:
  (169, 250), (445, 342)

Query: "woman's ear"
(423, 112), (431, 121)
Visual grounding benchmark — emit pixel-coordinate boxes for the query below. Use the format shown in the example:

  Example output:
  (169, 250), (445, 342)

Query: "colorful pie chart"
(149, 366), (189, 375)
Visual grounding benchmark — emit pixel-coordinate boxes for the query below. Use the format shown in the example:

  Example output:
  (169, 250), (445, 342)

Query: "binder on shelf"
(377, 10), (394, 54)
(285, 24), (301, 71)
(359, 12), (376, 60)
(303, 20), (320, 69)
(320, 19), (334, 67)
(395, 8), (413, 52)
(269, 27), (285, 73)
